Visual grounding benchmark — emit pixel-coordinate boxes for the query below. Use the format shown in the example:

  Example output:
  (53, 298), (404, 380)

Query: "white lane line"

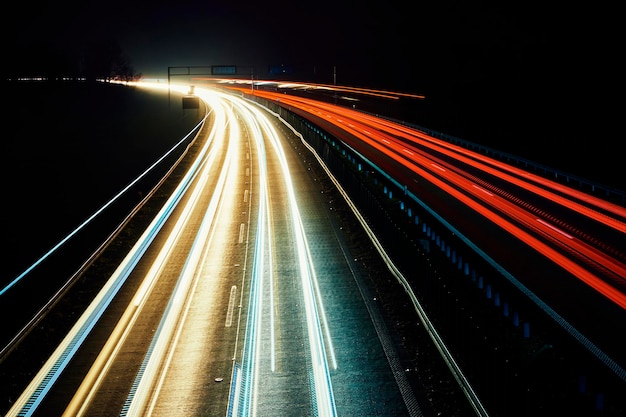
(472, 184), (494, 196)
(238, 224), (246, 244)
(536, 218), (574, 239)
(226, 286), (237, 327)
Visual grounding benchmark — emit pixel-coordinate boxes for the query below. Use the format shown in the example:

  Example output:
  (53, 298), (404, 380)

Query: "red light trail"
(226, 86), (626, 310)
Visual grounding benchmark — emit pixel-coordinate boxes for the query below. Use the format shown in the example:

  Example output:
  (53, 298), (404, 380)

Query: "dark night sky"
(6, 1), (624, 188)
(10, 1), (620, 92)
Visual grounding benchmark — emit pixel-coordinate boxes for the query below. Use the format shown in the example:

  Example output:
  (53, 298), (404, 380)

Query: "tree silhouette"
(3, 38), (137, 82)
(81, 39), (136, 82)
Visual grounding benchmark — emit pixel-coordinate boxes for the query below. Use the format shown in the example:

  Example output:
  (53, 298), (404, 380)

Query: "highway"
(219, 81), (626, 412)
(232, 85), (626, 345)
(237, 87), (626, 308)
(4, 85), (428, 416)
(3, 79), (625, 417)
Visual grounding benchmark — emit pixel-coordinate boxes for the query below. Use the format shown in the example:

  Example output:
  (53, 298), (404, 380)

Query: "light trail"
(278, 107), (485, 416)
(200, 78), (426, 100)
(228, 93), (338, 417)
(237, 95), (269, 417)
(259, 100), (339, 400)
(121, 94), (237, 417)
(0, 83), (204, 298)
(19, 84), (340, 417)
(4, 82), (218, 417)
(237, 88), (626, 308)
(250, 89), (626, 231)
(6, 80), (445, 417)
(235, 87), (626, 383)
(64, 90), (231, 417)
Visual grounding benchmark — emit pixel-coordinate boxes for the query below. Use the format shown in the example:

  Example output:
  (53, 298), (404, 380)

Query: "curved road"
(6, 85), (425, 416)
(233, 87), (626, 370)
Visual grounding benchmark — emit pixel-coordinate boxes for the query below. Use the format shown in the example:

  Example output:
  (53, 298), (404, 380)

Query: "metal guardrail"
(246, 94), (625, 416)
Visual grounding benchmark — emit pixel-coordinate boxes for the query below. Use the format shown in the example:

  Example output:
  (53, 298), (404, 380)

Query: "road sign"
(211, 65), (237, 75)
(182, 96), (199, 109)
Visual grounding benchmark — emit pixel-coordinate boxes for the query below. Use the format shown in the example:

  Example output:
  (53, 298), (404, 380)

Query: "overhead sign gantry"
(167, 65), (255, 110)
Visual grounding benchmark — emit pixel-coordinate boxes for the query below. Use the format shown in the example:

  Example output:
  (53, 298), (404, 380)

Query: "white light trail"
(222, 93), (337, 416)
(7, 82), (339, 417)
(124, 94), (237, 417)
(0, 82), (201, 298)
(6, 82), (219, 417)
(250, 99), (338, 416)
